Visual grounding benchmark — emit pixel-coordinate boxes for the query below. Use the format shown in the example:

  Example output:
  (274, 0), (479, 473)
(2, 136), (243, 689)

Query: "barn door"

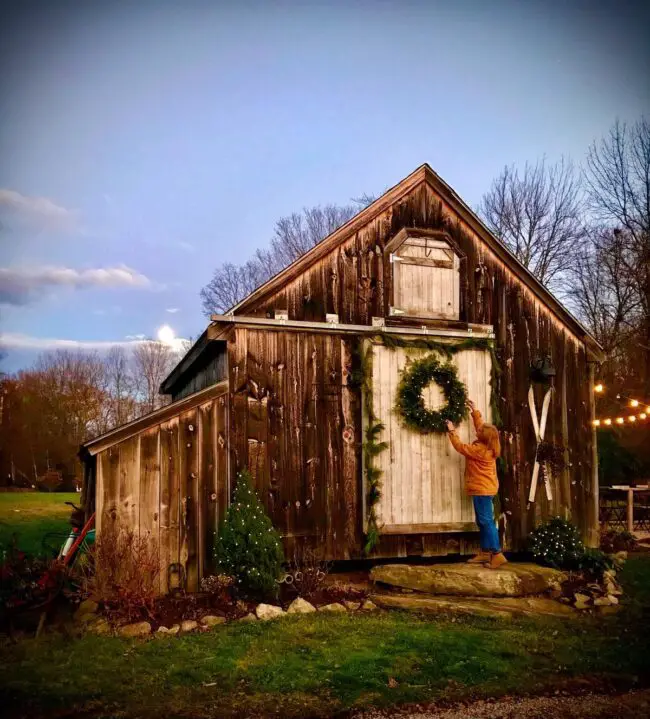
(367, 340), (493, 534)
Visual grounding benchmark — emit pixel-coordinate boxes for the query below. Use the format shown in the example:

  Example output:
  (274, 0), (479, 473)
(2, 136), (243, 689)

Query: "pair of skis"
(528, 385), (553, 503)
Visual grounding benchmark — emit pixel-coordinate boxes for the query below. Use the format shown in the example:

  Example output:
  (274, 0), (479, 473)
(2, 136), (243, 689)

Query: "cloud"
(0, 265), (152, 305)
(177, 241), (195, 253)
(0, 333), (188, 353)
(0, 189), (78, 231)
(166, 307), (180, 313)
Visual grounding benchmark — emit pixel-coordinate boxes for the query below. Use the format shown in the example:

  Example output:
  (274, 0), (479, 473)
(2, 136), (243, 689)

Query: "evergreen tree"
(214, 470), (284, 597)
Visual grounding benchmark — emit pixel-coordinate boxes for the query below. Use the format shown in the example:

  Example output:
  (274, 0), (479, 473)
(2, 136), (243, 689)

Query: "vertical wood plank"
(139, 427), (160, 553)
(179, 409), (199, 592)
(200, 400), (217, 579)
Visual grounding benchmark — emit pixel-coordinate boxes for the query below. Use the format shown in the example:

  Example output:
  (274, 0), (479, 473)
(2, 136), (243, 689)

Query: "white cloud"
(0, 265), (152, 305)
(0, 189), (78, 231)
(166, 307), (180, 313)
(177, 241), (195, 253)
(0, 333), (188, 353)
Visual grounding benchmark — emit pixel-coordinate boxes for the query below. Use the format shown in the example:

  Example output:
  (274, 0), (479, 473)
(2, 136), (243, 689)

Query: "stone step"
(370, 562), (566, 598)
(370, 592), (577, 619)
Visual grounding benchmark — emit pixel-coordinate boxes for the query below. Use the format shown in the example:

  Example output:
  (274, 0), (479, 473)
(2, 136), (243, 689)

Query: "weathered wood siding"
(231, 179), (597, 551)
(228, 328), (361, 560)
(171, 342), (228, 401)
(95, 387), (228, 593)
(370, 341), (492, 533)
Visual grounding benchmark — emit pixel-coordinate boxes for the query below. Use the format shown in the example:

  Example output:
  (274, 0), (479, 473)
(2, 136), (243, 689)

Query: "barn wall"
(170, 342), (228, 401)
(95, 387), (229, 593)
(229, 180), (597, 552)
(227, 327), (361, 560)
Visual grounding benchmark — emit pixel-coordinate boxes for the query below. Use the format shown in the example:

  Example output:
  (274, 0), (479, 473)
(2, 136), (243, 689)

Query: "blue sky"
(1, 0), (649, 372)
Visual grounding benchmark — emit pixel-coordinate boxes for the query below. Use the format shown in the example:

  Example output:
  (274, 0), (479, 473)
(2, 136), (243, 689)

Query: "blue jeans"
(473, 496), (501, 552)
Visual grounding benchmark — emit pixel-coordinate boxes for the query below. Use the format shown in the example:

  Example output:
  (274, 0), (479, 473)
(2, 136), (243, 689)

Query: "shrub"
(600, 529), (638, 554)
(577, 547), (615, 579)
(214, 470), (284, 598)
(283, 548), (331, 599)
(528, 517), (585, 569)
(0, 542), (63, 614)
(74, 526), (160, 622)
(200, 574), (235, 604)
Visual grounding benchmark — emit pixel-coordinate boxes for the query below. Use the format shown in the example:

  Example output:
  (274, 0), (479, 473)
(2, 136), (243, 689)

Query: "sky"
(1, 0), (649, 372)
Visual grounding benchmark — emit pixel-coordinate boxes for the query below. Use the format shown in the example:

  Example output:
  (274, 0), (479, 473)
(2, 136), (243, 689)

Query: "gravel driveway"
(349, 689), (650, 719)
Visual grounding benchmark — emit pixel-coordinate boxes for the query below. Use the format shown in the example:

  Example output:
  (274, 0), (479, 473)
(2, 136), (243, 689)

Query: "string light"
(628, 415), (637, 422)
(631, 399), (639, 407)
(594, 383), (604, 393)
(616, 417), (624, 425)
(592, 419), (601, 427)
(641, 413), (647, 420)
(604, 419), (612, 426)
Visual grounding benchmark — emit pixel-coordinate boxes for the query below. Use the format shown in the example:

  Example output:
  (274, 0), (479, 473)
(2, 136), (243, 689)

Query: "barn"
(80, 164), (603, 594)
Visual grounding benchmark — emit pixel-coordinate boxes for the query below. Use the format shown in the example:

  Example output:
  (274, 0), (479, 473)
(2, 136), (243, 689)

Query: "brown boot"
(487, 552), (508, 569)
(466, 551), (490, 564)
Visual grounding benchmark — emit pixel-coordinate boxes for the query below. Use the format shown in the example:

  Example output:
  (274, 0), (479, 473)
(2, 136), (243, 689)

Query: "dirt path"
(350, 689), (650, 719)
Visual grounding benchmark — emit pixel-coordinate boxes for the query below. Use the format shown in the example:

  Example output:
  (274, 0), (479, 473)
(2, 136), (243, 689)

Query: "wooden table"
(610, 485), (650, 533)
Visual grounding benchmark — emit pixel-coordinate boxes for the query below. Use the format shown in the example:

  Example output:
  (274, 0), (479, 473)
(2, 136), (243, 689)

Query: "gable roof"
(230, 163), (602, 357)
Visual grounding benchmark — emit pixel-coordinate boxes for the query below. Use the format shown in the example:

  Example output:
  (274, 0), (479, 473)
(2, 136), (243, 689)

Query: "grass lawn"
(1, 556), (649, 719)
(0, 492), (78, 555)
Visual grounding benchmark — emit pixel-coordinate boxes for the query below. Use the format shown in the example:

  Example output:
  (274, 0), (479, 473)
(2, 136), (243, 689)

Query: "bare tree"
(103, 346), (136, 428)
(584, 118), (650, 390)
(200, 201), (372, 315)
(480, 158), (585, 292)
(132, 341), (175, 414)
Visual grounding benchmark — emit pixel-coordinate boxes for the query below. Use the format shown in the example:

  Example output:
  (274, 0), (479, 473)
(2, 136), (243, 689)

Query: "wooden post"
(627, 488), (634, 533)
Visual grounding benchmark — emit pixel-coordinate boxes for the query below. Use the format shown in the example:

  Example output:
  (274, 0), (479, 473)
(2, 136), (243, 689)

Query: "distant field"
(0, 492), (79, 555)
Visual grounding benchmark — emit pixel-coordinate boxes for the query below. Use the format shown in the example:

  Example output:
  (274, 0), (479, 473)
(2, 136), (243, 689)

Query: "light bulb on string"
(631, 399), (639, 407)
(604, 418), (612, 426)
(616, 417), (624, 425)
(628, 415), (637, 422)
(594, 383), (604, 393)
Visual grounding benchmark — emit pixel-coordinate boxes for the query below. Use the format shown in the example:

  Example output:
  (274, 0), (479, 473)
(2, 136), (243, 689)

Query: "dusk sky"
(1, 0), (648, 372)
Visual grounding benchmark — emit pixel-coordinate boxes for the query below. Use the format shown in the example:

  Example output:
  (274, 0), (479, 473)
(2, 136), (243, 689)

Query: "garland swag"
(350, 334), (502, 554)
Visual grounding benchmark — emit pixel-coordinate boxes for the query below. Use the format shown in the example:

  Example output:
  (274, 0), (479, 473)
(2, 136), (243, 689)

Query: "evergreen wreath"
(396, 353), (468, 433)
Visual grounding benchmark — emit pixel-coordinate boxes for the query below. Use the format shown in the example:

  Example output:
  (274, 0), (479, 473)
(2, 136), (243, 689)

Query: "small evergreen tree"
(214, 470), (284, 597)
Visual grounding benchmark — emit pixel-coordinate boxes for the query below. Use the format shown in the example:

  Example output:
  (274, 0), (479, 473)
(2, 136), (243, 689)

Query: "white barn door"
(368, 341), (493, 534)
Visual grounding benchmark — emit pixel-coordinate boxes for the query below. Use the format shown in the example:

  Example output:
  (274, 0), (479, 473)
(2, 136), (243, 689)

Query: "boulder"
(319, 603), (347, 613)
(118, 621), (152, 638)
(87, 618), (111, 636)
(76, 599), (99, 617)
(238, 613), (257, 623)
(606, 594), (619, 605)
(181, 620), (199, 632)
(156, 626), (171, 634)
(201, 615), (227, 627)
(593, 596), (613, 607)
(343, 600), (361, 611)
(255, 604), (285, 621)
(370, 563), (566, 598)
(360, 600), (378, 611)
(370, 593), (576, 619)
(167, 624), (181, 635)
(287, 598), (317, 614)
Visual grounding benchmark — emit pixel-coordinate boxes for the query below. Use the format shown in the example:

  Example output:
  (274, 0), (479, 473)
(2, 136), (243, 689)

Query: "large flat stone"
(370, 563), (566, 598)
(370, 593), (576, 619)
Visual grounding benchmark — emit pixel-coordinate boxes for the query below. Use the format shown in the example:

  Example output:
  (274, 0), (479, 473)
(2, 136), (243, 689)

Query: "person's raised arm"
(466, 399), (484, 433)
(446, 419), (487, 459)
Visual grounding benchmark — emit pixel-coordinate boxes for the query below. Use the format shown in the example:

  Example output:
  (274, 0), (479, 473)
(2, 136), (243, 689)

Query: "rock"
(255, 604), (285, 621)
(156, 626), (171, 634)
(360, 600), (378, 611)
(167, 624), (180, 635)
(87, 618), (111, 636)
(76, 599), (99, 617)
(574, 593), (591, 604)
(118, 621), (152, 638)
(369, 593), (576, 619)
(614, 551), (628, 561)
(574, 601), (590, 611)
(201, 615), (227, 627)
(603, 569), (616, 580)
(606, 594), (619, 605)
(370, 563), (566, 598)
(238, 613), (257, 623)
(319, 602), (347, 613)
(593, 596), (613, 607)
(180, 620), (199, 632)
(287, 598), (316, 614)
(343, 600), (361, 611)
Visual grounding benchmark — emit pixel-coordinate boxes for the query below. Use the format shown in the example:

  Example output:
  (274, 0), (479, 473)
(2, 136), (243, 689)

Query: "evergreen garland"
(396, 353), (468, 433)
(214, 469), (285, 598)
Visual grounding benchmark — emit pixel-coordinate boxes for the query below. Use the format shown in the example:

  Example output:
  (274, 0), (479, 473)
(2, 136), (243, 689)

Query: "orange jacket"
(448, 410), (498, 496)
